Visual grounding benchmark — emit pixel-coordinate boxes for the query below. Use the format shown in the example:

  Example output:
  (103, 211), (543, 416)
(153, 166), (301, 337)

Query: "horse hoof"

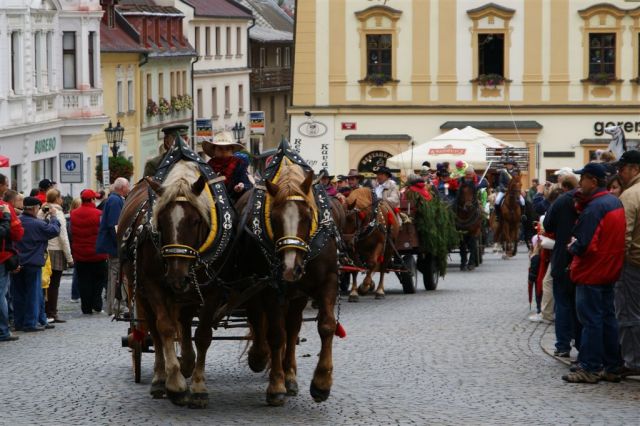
(348, 294), (359, 303)
(285, 379), (299, 396)
(188, 393), (209, 409)
(375, 293), (385, 300)
(266, 392), (286, 407)
(149, 381), (166, 399)
(310, 382), (330, 403)
(357, 286), (368, 296)
(248, 351), (269, 373)
(166, 389), (191, 406)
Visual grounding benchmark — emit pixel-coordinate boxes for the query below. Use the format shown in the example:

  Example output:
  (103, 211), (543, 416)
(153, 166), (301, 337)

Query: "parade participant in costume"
(202, 131), (253, 202)
(373, 166), (400, 209)
(494, 159), (525, 222)
(404, 174), (432, 202)
(336, 175), (349, 192)
(144, 124), (189, 177)
(458, 166), (488, 190)
(317, 169), (338, 196)
(435, 163), (458, 202)
(451, 160), (468, 179)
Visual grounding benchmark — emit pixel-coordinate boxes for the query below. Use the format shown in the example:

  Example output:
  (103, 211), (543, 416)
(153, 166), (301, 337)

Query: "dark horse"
(342, 187), (400, 301)
(453, 181), (483, 270)
(235, 158), (338, 406)
(496, 174), (522, 258)
(118, 161), (225, 408)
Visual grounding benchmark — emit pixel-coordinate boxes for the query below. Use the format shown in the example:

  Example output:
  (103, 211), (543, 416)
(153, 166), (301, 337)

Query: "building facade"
(291, 0), (640, 183)
(175, 0), (252, 155)
(0, 0), (105, 196)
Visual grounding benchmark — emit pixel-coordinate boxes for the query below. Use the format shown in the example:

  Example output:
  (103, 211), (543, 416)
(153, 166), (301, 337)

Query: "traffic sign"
(59, 153), (83, 183)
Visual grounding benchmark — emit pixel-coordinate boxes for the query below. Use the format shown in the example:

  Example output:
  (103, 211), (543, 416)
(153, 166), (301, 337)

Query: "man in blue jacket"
(562, 163), (625, 383)
(96, 177), (130, 316)
(13, 197), (60, 332)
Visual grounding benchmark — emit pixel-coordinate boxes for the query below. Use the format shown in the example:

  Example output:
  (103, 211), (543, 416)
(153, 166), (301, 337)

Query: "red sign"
(341, 122), (357, 130)
(428, 145), (466, 155)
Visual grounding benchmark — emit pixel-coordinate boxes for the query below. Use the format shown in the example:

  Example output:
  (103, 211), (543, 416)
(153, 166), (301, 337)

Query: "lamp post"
(104, 120), (125, 157)
(231, 121), (246, 145)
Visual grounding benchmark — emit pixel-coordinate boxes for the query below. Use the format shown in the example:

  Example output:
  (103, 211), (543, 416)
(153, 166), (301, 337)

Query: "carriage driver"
(143, 124), (189, 177)
(317, 169), (338, 196)
(494, 159), (526, 222)
(373, 166), (400, 209)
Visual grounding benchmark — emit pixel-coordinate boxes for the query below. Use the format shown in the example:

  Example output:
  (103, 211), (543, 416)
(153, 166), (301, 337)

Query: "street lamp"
(104, 120), (125, 157)
(231, 121), (246, 144)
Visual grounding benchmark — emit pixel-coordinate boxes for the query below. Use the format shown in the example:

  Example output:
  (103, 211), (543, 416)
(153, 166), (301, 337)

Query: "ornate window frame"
(629, 7), (640, 84)
(355, 5), (402, 87)
(467, 3), (515, 85)
(578, 4), (626, 85)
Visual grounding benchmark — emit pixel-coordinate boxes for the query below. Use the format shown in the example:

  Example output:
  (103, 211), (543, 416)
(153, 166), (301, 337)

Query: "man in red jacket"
(70, 189), (108, 315)
(562, 163), (625, 383)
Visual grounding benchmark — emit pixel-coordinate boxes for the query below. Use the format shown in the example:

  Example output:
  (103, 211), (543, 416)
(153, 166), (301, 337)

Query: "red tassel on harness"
(377, 255), (385, 264)
(393, 207), (400, 214)
(132, 328), (145, 343)
(386, 211), (395, 225)
(335, 322), (346, 339)
(358, 211), (366, 221)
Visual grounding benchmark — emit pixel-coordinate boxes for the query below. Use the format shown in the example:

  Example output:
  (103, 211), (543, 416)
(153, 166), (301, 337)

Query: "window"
(117, 81), (123, 113)
(62, 32), (76, 89)
(127, 80), (134, 112)
(158, 72), (164, 98)
(215, 27), (221, 56)
(224, 86), (230, 116)
(182, 71), (187, 95)
(146, 73), (152, 100)
(366, 34), (392, 77)
(284, 47), (291, 68)
(256, 97), (261, 111)
(31, 158), (55, 190)
(226, 27), (232, 56)
(170, 72), (175, 97)
(236, 27), (242, 55)
(283, 95), (288, 119)
(269, 96), (275, 123)
(276, 48), (281, 67)
(46, 32), (53, 88)
(238, 84), (244, 112)
(11, 31), (20, 93)
(589, 33), (615, 77)
(88, 31), (96, 88)
(205, 27), (211, 57)
(211, 88), (218, 118)
(34, 32), (40, 90)
(194, 26), (200, 56)
(259, 48), (266, 67)
(197, 88), (203, 117)
(478, 33), (504, 77)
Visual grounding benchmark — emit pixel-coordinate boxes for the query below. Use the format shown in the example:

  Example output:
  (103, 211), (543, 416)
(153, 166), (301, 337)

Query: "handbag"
(540, 235), (556, 250)
(2, 239), (19, 273)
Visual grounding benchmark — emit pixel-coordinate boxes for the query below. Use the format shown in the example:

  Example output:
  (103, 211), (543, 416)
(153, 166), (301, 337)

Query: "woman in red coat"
(70, 190), (108, 314)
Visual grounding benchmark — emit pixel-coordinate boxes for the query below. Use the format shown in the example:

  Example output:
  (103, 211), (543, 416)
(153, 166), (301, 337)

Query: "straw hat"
(202, 131), (244, 158)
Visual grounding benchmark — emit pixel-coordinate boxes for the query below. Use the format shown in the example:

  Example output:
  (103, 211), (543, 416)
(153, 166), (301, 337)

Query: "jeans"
(576, 284), (622, 373)
(0, 264), (10, 340)
(12, 266), (42, 330)
(553, 271), (581, 352)
(77, 261), (107, 314)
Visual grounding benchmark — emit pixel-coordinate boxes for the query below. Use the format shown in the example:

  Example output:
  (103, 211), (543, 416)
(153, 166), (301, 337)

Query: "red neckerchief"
(409, 182), (432, 201)
(209, 156), (240, 188)
(574, 188), (607, 214)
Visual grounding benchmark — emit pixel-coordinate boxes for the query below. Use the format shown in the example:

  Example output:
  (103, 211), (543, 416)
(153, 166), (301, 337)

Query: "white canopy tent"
(386, 126), (514, 171)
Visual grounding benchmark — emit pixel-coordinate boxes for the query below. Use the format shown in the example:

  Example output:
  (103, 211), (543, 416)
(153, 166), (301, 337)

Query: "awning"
(0, 155), (9, 167)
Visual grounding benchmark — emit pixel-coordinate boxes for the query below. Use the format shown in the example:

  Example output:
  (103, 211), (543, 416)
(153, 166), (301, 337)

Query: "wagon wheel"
(422, 255), (439, 291)
(397, 255), (418, 294)
(131, 339), (142, 383)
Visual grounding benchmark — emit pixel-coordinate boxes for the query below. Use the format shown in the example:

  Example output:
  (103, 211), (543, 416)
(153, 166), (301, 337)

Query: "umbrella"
(0, 155), (9, 167)
(386, 126), (513, 171)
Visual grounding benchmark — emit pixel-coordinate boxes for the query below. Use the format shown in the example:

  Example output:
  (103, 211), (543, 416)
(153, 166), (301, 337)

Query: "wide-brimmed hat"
(346, 169), (363, 179)
(202, 131), (244, 158)
(317, 169), (334, 180)
(375, 166), (393, 178)
(336, 174), (347, 182)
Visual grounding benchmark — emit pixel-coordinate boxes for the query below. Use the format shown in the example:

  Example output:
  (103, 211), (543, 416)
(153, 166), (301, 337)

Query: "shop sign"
(593, 121), (640, 136)
(358, 150), (392, 174)
(298, 119), (327, 138)
(196, 119), (213, 144)
(59, 153), (83, 183)
(428, 145), (466, 155)
(34, 137), (56, 155)
(290, 115), (334, 171)
(341, 122), (357, 130)
(250, 111), (265, 135)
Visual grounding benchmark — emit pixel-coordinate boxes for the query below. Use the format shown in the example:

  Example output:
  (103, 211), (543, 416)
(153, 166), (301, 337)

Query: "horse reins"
(274, 195), (313, 254)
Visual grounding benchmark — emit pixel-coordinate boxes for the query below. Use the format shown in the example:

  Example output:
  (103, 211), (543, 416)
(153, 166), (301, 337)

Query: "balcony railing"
(59, 89), (103, 118)
(250, 67), (292, 92)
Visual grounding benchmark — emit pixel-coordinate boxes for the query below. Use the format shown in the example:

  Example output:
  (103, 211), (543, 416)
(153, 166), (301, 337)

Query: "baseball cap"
(38, 178), (56, 189)
(573, 163), (607, 180)
(23, 196), (42, 208)
(616, 150), (640, 166)
(80, 189), (98, 200)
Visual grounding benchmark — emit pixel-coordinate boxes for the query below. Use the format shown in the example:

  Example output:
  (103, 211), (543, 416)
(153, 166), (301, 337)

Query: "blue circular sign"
(65, 160), (77, 171)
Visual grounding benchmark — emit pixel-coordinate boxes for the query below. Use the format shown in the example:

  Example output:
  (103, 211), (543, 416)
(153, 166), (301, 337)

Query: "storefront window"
(31, 157), (55, 190)
(10, 165), (21, 192)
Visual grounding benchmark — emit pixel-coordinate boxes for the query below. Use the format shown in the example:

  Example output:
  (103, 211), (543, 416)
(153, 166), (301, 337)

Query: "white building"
(0, 0), (105, 196)
(175, 0), (253, 153)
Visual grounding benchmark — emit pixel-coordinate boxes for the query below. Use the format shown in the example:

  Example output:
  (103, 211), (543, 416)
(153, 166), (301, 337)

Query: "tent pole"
(410, 139), (415, 172)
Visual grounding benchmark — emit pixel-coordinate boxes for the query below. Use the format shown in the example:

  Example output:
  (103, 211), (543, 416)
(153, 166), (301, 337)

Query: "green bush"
(95, 156), (134, 185)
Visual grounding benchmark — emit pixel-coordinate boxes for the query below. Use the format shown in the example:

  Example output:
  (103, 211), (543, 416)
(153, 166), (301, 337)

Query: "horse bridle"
(274, 195), (311, 254)
(159, 196), (202, 261)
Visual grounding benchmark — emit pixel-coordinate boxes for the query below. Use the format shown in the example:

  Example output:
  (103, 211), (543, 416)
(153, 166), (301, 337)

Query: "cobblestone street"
(3, 251), (640, 425)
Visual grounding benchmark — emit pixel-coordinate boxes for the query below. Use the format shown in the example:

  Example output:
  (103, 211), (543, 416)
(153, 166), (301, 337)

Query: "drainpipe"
(191, 53), (199, 151)
(246, 17), (255, 150)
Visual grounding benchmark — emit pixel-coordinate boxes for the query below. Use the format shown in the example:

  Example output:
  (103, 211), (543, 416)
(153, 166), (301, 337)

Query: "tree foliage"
(95, 156), (134, 185)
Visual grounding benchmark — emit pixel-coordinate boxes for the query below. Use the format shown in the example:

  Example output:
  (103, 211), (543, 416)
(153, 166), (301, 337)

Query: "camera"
(42, 206), (50, 213)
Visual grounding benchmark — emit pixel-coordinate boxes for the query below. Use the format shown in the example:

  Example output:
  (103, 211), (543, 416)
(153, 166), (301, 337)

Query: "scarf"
(409, 182), (432, 201)
(574, 188), (606, 214)
(209, 156), (240, 189)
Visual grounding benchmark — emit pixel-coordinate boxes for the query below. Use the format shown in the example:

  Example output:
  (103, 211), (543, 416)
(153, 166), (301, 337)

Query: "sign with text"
(290, 115), (335, 172)
(59, 153), (83, 183)
(250, 111), (265, 135)
(196, 118), (213, 145)
(341, 122), (357, 130)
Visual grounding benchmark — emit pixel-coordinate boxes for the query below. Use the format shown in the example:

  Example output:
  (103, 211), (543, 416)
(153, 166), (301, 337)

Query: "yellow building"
(291, 0), (640, 184)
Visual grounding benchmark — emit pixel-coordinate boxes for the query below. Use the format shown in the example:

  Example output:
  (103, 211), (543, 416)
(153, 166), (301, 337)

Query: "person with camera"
(37, 189), (73, 323)
(0, 184), (24, 342)
(13, 197), (60, 332)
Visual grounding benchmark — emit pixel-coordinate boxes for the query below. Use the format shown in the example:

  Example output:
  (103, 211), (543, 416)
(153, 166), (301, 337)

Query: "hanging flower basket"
(181, 94), (193, 110)
(360, 73), (394, 87)
(171, 96), (184, 112)
(158, 97), (172, 115)
(582, 73), (618, 85)
(146, 99), (159, 117)
(472, 74), (508, 89)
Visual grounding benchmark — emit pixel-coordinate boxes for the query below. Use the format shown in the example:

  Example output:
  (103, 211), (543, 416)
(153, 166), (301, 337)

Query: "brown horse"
(496, 174), (522, 258)
(453, 182), (483, 270)
(343, 187), (400, 301)
(118, 161), (223, 408)
(235, 160), (338, 406)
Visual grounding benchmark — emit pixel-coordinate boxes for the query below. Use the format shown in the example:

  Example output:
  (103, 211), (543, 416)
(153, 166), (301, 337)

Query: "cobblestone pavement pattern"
(3, 251), (640, 425)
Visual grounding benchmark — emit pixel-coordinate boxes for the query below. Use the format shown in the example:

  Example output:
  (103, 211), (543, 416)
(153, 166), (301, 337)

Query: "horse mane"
(271, 161), (317, 210)
(346, 187), (372, 210)
(153, 161), (212, 225)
